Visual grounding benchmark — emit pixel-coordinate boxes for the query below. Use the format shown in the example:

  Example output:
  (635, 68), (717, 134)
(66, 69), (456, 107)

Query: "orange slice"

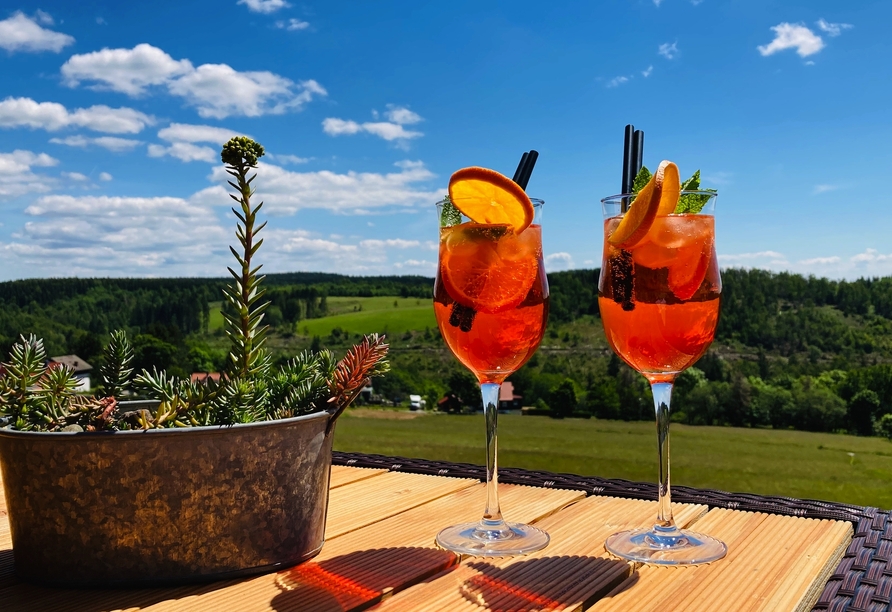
(655, 160), (680, 215)
(448, 167), (534, 234)
(607, 172), (662, 249)
(440, 224), (539, 313)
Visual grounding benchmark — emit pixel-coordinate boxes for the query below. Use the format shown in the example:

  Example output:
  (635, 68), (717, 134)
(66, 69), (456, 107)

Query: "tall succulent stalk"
(221, 138), (270, 379)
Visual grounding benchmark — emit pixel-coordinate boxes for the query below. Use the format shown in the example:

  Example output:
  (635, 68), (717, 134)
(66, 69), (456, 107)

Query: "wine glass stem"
(480, 382), (507, 530)
(651, 381), (677, 531)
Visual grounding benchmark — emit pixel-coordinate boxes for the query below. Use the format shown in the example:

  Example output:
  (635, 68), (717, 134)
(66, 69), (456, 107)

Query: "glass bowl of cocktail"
(599, 161), (727, 565)
(434, 166), (550, 556)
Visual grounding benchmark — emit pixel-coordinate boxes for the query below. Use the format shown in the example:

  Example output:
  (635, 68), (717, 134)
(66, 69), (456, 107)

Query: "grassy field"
(208, 297), (437, 337)
(298, 297), (437, 337)
(334, 410), (892, 509)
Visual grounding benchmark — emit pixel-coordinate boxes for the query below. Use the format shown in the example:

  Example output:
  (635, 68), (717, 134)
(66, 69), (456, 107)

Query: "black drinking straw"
(512, 152), (529, 184)
(621, 125), (644, 211)
(621, 124), (635, 196)
(518, 150), (538, 191)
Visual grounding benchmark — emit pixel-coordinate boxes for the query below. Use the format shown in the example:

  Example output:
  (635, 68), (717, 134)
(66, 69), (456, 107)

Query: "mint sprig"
(631, 166), (715, 214)
(440, 195), (461, 227)
(676, 170), (716, 214)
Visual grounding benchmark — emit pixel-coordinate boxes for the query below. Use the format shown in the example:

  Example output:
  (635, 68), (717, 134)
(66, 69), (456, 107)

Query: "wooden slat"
(135, 483), (584, 612)
(375, 496), (708, 612)
(325, 471), (477, 539)
(329, 465), (387, 489)
(589, 509), (853, 612)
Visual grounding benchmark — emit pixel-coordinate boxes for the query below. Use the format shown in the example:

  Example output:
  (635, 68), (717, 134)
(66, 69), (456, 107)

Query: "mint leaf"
(675, 170), (716, 214)
(632, 166), (652, 194)
(680, 169), (701, 192)
(440, 195), (461, 227)
(676, 188), (716, 214)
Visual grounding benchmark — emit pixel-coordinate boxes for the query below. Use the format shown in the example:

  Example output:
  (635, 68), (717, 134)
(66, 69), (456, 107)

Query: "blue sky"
(0, 0), (887, 281)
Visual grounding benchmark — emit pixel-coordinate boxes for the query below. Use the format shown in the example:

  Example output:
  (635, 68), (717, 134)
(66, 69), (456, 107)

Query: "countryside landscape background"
(3, 268), (892, 508)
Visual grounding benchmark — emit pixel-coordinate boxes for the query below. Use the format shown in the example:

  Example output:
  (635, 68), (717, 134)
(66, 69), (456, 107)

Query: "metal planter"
(0, 409), (336, 587)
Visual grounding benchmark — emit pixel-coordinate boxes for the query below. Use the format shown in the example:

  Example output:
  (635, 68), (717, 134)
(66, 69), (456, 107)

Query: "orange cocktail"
(433, 165), (550, 556)
(434, 223), (548, 383)
(599, 160), (727, 565)
(599, 214), (720, 381)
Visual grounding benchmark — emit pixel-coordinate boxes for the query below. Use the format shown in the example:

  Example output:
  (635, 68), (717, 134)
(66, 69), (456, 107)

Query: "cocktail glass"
(599, 191), (727, 565)
(433, 197), (550, 556)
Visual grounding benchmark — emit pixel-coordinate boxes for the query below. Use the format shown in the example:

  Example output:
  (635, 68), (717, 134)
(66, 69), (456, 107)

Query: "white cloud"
(658, 42), (679, 59)
(385, 106), (422, 125)
(606, 76), (630, 88)
(49, 135), (143, 152)
(718, 249), (892, 280)
(0, 11), (74, 53)
(642, 65), (654, 77)
(5, 195), (231, 277)
(275, 18), (309, 31)
(62, 172), (89, 182)
(758, 23), (825, 58)
(62, 44), (326, 119)
(359, 239), (420, 249)
(149, 123), (246, 163)
(545, 252), (574, 272)
(170, 66), (325, 118)
(0, 97), (154, 134)
(816, 19), (853, 37)
(799, 256), (840, 266)
(322, 118), (362, 135)
(62, 43), (193, 95)
(238, 0), (290, 14)
(653, 0), (664, 5)
(98, 172), (113, 181)
(719, 251), (789, 267)
(322, 106), (424, 143)
(813, 184), (839, 194)
(158, 123), (244, 144)
(148, 142), (217, 163)
(268, 153), (310, 164)
(34, 10), (54, 25)
(191, 159), (439, 215)
(0, 150), (59, 198)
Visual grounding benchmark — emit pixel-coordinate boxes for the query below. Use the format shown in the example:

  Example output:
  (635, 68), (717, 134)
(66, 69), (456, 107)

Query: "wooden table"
(0, 464), (853, 611)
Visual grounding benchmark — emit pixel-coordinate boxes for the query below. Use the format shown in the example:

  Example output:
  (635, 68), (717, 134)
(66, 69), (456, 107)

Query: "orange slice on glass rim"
(607, 160), (680, 249)
(607, 172), (661, 249)
(448, 167), (534, 234)
(655, 160), (680, 215)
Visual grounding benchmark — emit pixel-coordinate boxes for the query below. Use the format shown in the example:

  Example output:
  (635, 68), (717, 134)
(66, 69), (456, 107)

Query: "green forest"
(3, 268), (892, 439)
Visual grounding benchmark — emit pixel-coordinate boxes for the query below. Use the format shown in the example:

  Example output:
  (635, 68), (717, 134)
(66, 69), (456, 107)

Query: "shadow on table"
(458, 556), (632, 611)
(271, 546), (456, 611)
(0, 575), (241, 612)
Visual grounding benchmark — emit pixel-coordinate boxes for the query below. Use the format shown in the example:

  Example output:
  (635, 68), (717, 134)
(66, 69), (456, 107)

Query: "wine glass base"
(605, 528), (727, 565)
(436, 522), (550, 557)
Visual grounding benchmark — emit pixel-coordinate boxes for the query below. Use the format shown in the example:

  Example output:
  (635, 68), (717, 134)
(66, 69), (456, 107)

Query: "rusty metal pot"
(0, 409), (338, 587)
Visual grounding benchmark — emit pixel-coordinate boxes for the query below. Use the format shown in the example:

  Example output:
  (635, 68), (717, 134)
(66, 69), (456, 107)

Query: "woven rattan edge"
(331, 450), (892, 612)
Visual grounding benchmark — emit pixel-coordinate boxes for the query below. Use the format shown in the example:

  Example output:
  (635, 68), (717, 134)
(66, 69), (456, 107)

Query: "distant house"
(437, 392), (463, 414)
(191, 372), (222, 385)
(47, 355), (92, 392)
(498, 381), (523, 411)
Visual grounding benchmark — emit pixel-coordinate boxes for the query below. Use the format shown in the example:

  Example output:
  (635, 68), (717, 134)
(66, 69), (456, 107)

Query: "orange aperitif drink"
(433, 166), (550, 556)
(434, 222), (548, 384)
(599, 160), (727, 566)
(599, 214), (720, 381)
